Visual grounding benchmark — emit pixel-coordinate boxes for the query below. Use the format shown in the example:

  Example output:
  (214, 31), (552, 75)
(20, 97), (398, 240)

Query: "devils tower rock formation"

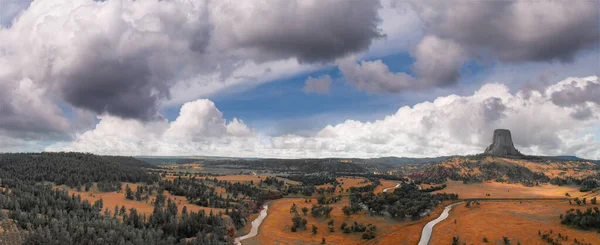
(484, 129), (524, 157)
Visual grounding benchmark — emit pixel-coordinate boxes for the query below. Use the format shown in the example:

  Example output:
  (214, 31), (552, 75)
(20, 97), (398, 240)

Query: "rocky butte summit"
(484, 129), (524, 157)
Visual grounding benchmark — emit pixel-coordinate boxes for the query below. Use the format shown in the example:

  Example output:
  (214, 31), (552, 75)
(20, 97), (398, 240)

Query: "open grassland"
(316, 177), (371, 195)
(56, 183), (224, 216)
(244, 197), (454, 245)
(162, 163), (203, 169)
(503, 158), (598, 179)
(439, 156), (598, 179)
(56, 183), (155, 215)
(373, 179), (398, 194)
(434, 180), (584, 199)
(0, 219), (26, 245)
(430, 200), (600, 245)
(162, 191), (226, 215)
(215, 174), (300, 186)
(161, 164), (253, 175)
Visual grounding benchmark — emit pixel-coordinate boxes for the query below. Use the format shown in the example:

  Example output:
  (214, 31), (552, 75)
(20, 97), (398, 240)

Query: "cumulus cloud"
(409, 0), (599, 62)
(2, 1), (599, 160)
(0, 0), (383, 130)
(210, 0), (383, 63)
(303, 75), (332, 94)
(342, 0), (599, 93)
(46, 98), (257, 155)
(548, 77), (600, 120)
(550, 80), (600, 106)
(47, 76), (600, 160)
(338, 36), (468, 93)
(271, 76), (600, 159)
(1, 0), (213, 121)
(0, 78), (70, 138)
(165, 100), (229, 140)
(411, 35), (467, 86)
(337, 58), (416, 93)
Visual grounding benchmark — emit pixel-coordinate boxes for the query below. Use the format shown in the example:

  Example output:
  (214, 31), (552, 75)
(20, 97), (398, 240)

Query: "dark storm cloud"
(60, 55), (170, 121)
(0, 0), (387, 127)
(213, 0), (384, 63)
(340, 0), (598, 94)
(368, 0), (600, 91)
(410, 0), (599, 62)
(0, 0), (215, 123)
(55, 0), (384, 119)
(0, 82), (69, 138)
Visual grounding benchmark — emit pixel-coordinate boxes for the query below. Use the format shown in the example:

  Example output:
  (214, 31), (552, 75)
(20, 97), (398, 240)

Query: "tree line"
(0, 153), (234, 244)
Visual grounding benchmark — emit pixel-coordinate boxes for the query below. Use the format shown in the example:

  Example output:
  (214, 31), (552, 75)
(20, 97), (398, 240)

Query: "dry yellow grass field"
(57, 183), (224, 216)
(373, 180), (398, 194)
(243, 197), (454, 245)
(162, 190), (225, 215)
(316, 177), (371, 195)
(163, 163), (203, 169)
(438, 157), (598, 180)
(430, 200), (600, 245)
(215, 174), (300, 186)
(60, 183), (156, 216)
(434, 180), (584, 199)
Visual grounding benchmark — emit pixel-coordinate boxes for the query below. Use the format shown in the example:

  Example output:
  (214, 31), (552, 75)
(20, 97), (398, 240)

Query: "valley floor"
(433, 180), (587, 199)
(242, 197), (454, 245)
(431, 200), (600, 245)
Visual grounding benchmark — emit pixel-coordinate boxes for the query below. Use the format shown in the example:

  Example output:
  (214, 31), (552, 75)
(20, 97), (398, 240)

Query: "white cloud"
(412, 35), (467, 85)
(46, 98), (258, 156)
(337, 57), (417, 93)
(274, 76), (600, 159)
(165, 99), (229, 140)
(47, 76), (600, 160)
(2, 0), (599, 161)
(0, 78), (70, 138)
(337, 36), (467, 93)
(340, 0), (599, 93)
(0, 0), (382, 125)
(227, 118), (254, 137)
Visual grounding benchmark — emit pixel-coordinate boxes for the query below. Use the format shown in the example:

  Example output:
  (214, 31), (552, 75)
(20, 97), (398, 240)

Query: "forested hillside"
(411, 156), (600, 189)
(0, 153), (232, 245)
(201, 158), (368, 173)
(0, 152), (159, 187)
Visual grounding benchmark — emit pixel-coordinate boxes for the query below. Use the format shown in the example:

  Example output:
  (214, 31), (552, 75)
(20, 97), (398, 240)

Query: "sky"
(0, 0), (599, 159)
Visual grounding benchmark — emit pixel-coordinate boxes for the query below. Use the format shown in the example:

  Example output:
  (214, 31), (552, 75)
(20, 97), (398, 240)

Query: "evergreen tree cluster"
(0, 153), (233, 244)
(285, 175), (337, 186)
(561, 207), (600, 230)
(0, 153), (159, 188)
(0, 182), (231, 245)
(351, 182), (458, 219)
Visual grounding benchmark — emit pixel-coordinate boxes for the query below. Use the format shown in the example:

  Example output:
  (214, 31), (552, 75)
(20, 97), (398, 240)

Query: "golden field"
(430, 200), (600, 245)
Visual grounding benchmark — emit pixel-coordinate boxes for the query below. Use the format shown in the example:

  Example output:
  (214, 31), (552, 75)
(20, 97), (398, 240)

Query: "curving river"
(382, 183), (400, 193)
(417, 202), (463, 245)
(234, 204), (269, 245)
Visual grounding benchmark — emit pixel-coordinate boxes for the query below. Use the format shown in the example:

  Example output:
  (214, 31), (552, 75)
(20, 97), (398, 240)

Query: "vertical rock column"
(484, 129), (523, 157)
